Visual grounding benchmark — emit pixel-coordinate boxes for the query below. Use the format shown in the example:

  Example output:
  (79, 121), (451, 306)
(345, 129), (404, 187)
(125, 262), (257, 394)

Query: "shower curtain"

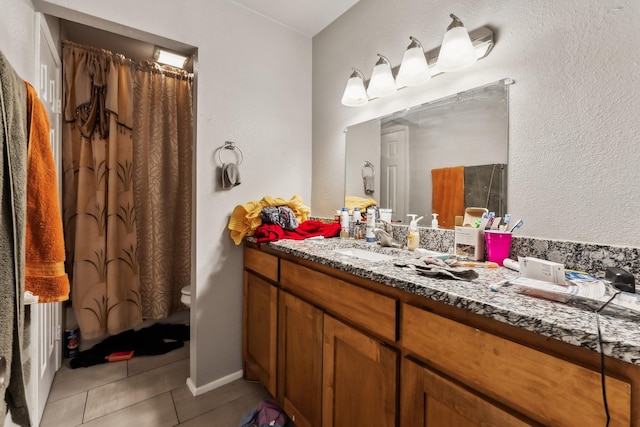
(133, 64), (193, 319)
(62, 42), (193, 339)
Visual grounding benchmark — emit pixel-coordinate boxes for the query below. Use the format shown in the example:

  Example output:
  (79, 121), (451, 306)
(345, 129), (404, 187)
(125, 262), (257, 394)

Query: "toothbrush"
(503, 213), (511, 229)
(508, 219), (524, 233)
(453, 261), (499, 268)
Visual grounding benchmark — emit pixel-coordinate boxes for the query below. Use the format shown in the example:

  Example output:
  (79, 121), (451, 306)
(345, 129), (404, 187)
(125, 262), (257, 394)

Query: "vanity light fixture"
(436, 14), (477, 72)
(396, 36), (431, 88)
(153, 47), (188, 69)
(341, 13), (494, 107)
(341, 68), (369, 107)
(366, 54), (396, 99)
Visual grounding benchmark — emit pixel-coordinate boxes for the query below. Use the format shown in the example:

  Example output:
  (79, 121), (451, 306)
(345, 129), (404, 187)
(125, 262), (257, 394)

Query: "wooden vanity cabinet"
(323, 315), (397, 427)
(277, 291), (323, 427)
(242, 247), (279, 396)
(243, 244), (638, 426)
(401, 357), (537, 426)
(278, 259), (399, 427)
(402, 303), (632, 426)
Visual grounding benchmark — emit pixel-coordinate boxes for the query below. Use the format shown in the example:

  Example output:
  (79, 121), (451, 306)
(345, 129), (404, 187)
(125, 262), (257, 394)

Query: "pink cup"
(484, 231), (512, 266)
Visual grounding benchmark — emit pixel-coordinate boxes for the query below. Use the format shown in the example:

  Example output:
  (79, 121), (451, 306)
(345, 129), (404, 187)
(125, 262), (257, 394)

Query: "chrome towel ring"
(217, 141), (244, 166)
(362, 160), (375, 178)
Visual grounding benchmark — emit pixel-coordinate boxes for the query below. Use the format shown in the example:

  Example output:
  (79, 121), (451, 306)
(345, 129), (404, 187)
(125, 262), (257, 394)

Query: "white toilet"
(180, 286), (192, 308)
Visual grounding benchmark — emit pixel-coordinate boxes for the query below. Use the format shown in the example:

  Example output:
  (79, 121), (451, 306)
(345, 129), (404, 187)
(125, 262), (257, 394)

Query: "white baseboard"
(186, 370), (244, 396)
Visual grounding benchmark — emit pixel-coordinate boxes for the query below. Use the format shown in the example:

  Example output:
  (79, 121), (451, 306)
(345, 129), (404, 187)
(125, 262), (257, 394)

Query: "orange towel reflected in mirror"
(431, 166), (465, 229)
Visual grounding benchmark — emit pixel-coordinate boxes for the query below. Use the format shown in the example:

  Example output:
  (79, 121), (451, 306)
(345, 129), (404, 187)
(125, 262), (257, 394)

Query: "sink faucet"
(373, 227), (403, 248)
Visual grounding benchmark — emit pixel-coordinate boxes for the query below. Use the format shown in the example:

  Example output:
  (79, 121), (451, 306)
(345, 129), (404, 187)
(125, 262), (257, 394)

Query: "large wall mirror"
(345, 79), (511, 228)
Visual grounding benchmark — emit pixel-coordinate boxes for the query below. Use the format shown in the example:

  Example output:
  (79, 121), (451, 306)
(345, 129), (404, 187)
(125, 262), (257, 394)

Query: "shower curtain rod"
(62, 40), (194, 81)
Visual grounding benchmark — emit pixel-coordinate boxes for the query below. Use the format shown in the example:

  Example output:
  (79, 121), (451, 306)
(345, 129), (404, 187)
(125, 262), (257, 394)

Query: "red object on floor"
(105, 351), (134, 362)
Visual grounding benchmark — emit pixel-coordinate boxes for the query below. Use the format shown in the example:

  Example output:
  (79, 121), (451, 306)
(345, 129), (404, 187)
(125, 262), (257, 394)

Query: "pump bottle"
(406, 214), (423, 251)
(431, 213), (439, 229)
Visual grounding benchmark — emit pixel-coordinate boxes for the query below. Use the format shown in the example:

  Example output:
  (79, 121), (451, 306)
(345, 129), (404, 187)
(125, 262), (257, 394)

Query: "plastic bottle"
(406, 214), (423, 251)
(365, 207), (376, 242)
(340, 207), (350, 239)
(353, 207), (361, 223)
(431, 213), (439, 229)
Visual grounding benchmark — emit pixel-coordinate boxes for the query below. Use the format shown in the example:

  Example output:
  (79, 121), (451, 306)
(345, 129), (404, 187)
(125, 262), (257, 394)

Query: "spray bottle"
(431, 213), (439, 229)
(406, 214), (423, 251)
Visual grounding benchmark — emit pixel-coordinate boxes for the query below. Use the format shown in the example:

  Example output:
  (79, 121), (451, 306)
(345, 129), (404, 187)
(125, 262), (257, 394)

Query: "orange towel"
(24, 82), (70, 302)
(431, 166), (465, 229)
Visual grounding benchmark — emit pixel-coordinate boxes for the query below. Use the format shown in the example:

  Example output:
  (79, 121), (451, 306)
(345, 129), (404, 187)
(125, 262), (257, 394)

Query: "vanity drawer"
(280, 260), (397, 342)
(244, 246), (279, 282)
(402, 303), (631, 426)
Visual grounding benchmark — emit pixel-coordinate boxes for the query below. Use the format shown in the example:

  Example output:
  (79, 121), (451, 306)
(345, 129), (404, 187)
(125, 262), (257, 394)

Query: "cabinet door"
(277, 292), (323, 427)
(243, 271), (278, 396)
(401, 358), (537, 427)
(402, 304), (631, 425)
(323, 315), (397, 427)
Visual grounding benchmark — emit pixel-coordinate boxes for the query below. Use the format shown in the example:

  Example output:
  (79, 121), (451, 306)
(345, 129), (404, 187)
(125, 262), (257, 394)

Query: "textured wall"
(313, 0), (640, 247)
(4, 0), (312, 391)
(0, 0), (36, 80)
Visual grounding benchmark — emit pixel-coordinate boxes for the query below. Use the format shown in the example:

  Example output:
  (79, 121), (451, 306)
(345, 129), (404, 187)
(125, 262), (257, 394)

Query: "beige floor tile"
(80, 392), (178, 427)
(40, 391), (87, 427)
(127, 343), (189, 376)
(172, 378), (268, 423)
(83, 358), (189, 422)
(176, 390), (265, 427)
(48, 361), (128, 403)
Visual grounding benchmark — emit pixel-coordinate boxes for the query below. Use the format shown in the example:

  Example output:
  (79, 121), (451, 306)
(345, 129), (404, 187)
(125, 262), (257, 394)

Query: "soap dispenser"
(407, 214), (423, 251)
(431, 213), (439, 229)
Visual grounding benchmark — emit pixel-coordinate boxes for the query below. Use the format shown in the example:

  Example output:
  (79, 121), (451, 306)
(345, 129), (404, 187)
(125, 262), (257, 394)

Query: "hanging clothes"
(0, 49), (32, 427)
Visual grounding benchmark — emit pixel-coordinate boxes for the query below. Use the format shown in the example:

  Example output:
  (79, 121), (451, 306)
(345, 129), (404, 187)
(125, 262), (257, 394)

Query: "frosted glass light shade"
(341, 70), (368, 107)
(396, 38), (431, 87)
(437, 25), (477, 72)
(367, 55), (396, 98)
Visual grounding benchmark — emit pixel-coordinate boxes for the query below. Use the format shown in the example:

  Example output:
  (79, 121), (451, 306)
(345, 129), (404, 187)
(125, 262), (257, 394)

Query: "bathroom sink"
(332, 247), (396, 262)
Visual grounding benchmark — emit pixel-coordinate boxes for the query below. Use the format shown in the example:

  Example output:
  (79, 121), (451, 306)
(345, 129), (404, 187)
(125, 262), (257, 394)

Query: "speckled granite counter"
(259, 237), (640, 366)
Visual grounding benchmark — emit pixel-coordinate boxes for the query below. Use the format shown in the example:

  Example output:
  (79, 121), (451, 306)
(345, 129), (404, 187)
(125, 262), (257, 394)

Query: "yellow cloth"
(228, 195), (310, 245)
(24, 82), (70, 302)
(344, 196), (377, 212)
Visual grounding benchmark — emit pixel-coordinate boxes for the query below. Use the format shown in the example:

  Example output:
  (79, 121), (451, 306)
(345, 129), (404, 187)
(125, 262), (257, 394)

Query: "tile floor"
(40, 332), (269, 426)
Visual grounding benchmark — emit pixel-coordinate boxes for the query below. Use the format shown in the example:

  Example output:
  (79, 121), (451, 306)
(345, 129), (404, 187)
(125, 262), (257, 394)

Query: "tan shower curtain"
(133, 64), (193, 319)
(62, 42), (193, 338)
(62, 43), (141, 339)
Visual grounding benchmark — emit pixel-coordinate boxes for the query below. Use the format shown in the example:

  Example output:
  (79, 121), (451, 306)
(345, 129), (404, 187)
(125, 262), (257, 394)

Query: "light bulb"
(341, 69), (368, 107)
(436, 14), (477, 72)
(366, 54), (396, 98)
(396, 37), (431, 87)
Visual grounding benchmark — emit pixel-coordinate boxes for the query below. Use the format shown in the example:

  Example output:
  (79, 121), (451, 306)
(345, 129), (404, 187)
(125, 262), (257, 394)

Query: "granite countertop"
(261, 237), (640, 366)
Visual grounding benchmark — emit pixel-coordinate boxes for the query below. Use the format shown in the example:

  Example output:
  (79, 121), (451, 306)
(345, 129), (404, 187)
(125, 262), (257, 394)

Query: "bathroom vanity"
(242, 238), (640, 426)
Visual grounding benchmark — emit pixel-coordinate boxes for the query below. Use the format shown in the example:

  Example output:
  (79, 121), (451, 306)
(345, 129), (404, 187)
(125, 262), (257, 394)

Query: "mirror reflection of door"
(380, 126), (408, 222)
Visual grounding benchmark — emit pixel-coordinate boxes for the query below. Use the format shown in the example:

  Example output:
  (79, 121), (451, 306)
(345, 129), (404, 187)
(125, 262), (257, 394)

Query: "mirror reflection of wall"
(345, 79), (511, 228)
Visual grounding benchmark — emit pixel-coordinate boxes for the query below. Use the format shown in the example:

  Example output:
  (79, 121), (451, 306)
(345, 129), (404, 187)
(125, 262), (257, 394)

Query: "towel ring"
(217, 141), (244, 166)
(362, 160), (375, 178)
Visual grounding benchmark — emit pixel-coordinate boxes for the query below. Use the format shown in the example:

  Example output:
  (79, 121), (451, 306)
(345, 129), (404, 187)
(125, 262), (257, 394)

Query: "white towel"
(221, 163), (241, 188)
